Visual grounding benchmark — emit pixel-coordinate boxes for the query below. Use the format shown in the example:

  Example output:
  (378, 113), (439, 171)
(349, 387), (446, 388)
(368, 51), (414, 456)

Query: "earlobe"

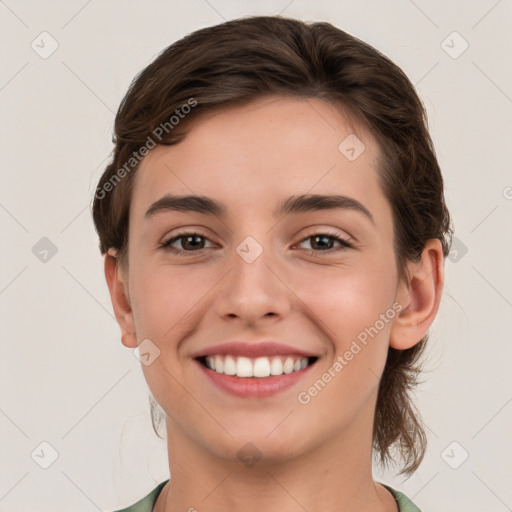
(104, 250), (138, 348)
(390, 239), (445, 350)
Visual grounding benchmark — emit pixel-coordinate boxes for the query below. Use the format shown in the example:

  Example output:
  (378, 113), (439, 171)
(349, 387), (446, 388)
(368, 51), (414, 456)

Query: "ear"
(104, 249), (138, 348)
(390, 238), (445, 350)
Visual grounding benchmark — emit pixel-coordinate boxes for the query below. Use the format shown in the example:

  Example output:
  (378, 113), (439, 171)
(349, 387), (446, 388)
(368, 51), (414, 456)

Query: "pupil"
(184, 235), (203, 250)
(313, 235), (333, 250)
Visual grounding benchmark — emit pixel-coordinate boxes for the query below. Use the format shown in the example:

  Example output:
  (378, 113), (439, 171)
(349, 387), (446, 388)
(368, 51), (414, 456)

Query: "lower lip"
(194, 359), (317, 399)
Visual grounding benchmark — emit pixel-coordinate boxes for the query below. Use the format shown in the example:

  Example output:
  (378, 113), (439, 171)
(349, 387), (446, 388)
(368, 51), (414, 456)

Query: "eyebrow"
(144, 193), (375, 225)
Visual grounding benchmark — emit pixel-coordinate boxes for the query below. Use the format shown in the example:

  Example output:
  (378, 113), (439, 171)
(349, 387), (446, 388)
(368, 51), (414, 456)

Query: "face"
(119, 96), (405, 464)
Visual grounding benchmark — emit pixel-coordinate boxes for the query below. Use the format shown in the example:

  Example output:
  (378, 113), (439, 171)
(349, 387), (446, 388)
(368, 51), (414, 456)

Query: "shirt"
(109, 479), (421, 511)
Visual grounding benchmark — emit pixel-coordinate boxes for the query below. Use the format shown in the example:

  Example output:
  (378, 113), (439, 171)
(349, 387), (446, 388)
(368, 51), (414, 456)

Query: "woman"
(93, 15), (452, 512)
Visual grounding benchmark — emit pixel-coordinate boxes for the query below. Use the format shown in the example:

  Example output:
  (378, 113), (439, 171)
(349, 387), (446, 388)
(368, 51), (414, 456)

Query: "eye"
(159, 230), (353, 256)
(159, 232), (215, 255)
(295, 231), (353, 253)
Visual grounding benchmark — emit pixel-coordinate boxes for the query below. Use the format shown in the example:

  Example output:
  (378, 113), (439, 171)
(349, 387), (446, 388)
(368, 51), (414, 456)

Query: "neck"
(155, 412), (397, 512)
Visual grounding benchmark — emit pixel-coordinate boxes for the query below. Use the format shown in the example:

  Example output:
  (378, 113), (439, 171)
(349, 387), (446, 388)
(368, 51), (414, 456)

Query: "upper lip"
(191, 341), (319, 359)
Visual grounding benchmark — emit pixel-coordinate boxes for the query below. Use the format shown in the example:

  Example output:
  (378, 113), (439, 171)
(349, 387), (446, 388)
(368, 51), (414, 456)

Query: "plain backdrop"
(1, 1), (511, 511)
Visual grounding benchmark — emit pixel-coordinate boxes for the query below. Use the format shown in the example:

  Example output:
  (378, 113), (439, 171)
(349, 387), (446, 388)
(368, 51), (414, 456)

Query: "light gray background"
(1, 1), (511, 511)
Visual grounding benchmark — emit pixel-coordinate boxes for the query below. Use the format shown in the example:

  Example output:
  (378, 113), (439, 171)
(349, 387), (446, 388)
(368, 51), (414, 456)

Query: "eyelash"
(159, 230), (354, 256)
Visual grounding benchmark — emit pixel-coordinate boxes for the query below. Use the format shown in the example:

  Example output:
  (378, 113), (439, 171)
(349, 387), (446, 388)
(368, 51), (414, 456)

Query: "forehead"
(131, 96), (384, 219)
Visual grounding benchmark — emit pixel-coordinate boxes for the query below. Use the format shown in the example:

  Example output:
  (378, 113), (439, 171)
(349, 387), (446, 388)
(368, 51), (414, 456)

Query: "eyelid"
(160, 228), (216, 249)
(296, 226), (354, 245)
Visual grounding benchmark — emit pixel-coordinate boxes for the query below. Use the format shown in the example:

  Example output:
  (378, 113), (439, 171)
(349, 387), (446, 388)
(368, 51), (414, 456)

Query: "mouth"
(193, 354), (319, 399)
(196, 354), (319, 378)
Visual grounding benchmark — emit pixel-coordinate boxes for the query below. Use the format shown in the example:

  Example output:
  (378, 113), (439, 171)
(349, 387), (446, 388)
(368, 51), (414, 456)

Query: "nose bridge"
(214, 233), (291, 322)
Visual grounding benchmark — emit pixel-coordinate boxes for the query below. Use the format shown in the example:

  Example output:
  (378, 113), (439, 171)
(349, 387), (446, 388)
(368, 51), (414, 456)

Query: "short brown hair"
(92, 15), (452, 476)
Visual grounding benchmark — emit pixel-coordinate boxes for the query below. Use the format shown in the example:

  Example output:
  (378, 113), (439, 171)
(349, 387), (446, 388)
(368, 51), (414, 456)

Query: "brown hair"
(92, 15), (452, 477)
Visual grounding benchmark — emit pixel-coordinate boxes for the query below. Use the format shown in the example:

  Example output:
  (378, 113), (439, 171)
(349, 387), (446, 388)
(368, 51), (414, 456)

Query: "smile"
(194, 355), (319, 399)
(198, 354), (318, 378)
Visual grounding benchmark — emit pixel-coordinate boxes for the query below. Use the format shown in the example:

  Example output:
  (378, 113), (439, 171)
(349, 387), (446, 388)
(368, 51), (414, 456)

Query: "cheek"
(130, 264), (217, 351)
(307, 258), (397, 336)
(302, 256), (397, 386)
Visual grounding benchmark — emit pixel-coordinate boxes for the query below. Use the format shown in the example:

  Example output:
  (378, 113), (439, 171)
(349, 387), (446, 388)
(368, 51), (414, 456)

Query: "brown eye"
(297, 232), (353, 253)
(160, 232), (214, 254)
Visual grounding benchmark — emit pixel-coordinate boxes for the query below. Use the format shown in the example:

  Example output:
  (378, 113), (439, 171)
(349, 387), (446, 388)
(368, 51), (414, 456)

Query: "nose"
(214, 242), (292, 327)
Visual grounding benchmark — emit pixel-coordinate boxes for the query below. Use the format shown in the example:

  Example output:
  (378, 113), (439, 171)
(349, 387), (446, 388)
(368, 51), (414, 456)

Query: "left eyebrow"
(144, 193), (374, 225)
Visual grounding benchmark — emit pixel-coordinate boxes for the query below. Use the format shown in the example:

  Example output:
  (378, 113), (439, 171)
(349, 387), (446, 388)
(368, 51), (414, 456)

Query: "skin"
(105, 96), (444, 512)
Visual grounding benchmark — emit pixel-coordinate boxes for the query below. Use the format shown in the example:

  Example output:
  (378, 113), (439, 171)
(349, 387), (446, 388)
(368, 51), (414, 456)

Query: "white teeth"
(223, 355), (237, 375)
(203, 355), (311, 378)
(253, 357), (270, 378)
(236, 356), (253, 377)
(214, 355), (224, 373)
(270, 357), (283, 375)
(283, 357), (294, 374)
